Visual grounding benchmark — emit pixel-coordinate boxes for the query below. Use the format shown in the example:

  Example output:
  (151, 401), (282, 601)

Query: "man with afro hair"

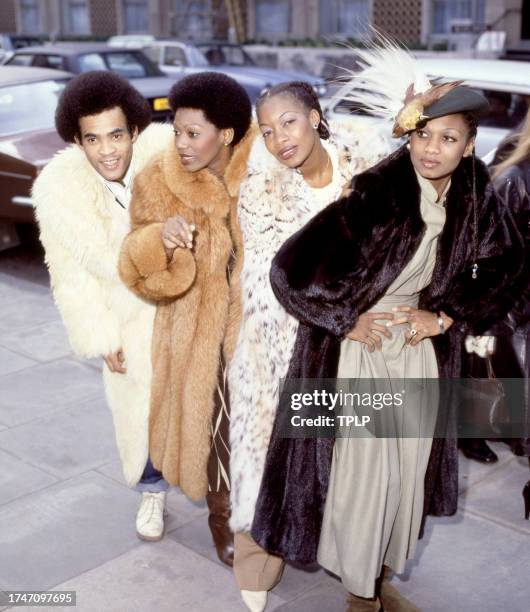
(33, 71), (175, 542)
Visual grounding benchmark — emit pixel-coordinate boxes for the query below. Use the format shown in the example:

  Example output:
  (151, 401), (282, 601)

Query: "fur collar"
(160, 123), (258, 215)
(356, 143), (493, 216)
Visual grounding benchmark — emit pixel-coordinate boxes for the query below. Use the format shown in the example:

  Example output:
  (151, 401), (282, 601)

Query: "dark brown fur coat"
(251, 144), (524, 562)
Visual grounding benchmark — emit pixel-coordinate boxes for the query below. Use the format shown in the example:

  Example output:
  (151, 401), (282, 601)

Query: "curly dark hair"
(55, 71), (152, 143)
(168, 72), (252, 146)
(256, 81), (330, 140)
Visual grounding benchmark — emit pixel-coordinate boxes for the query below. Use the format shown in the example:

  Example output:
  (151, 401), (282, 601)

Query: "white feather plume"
(336, 34), (433, 124)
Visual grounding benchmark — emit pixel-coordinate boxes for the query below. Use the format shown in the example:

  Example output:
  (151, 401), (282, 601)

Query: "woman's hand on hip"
(345, 312), (394, 353)
(389, 306), (453, 346)
(161, 215), (195, 258)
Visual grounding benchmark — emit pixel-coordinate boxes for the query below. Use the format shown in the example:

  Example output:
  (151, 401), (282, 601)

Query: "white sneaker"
(241, 590), (268, 612)
(135, 491), (166, 541)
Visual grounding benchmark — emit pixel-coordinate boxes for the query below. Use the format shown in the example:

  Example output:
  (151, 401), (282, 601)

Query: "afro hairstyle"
(55, 71), (152, 143)
(168, 72), (251, 146)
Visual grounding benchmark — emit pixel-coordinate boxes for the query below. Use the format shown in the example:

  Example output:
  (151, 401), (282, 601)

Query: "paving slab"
(0, 448), (58, 506)
(0, 471), (142, 591)
(0, 320), (73, 363)
(0, 398), (118, 480)
(275, 580), (347, 612)
(0, 292), (60, 333)
(458, 440), (517, 492)
(0, 272), (49, 298)
(391, 512), (529, 612)
(0, 346), (37, 377)
(0, 359), (103, 427)
(272, 562), (335, 603)
(7, 539), (285, 612)
(460, 454), (530, 533)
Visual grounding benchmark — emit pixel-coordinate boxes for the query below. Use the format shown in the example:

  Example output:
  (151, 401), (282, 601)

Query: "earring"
(313, 124), (319, 129)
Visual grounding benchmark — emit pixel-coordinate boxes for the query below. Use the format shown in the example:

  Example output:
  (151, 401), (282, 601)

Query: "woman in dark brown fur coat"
(251, 47), (524, 611)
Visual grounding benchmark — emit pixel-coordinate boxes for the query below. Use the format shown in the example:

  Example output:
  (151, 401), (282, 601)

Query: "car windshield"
(104, 52), (155, 78)
(198, 44), (255, 67)
(0, 79), (68, 135)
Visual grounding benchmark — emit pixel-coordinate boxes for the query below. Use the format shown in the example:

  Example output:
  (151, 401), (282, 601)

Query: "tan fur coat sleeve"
(119, 156), (196, 301)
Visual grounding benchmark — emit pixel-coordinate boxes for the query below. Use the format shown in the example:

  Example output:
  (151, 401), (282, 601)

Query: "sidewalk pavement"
(0, 258), (529, 612)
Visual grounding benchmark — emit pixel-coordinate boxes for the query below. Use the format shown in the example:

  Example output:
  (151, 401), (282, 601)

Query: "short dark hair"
(168, 72), (252, 146)
(256, 81), (330, 140)
(55, 71), (152, 143)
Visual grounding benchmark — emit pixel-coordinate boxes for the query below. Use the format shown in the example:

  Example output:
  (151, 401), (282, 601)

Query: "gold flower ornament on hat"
(392, 80), (464, 137)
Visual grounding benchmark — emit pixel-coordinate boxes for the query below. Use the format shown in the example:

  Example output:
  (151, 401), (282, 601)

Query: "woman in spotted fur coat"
(228, 81), (389, 610)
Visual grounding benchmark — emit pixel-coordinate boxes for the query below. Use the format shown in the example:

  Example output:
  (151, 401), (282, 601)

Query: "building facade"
(0, 0), (527, 49)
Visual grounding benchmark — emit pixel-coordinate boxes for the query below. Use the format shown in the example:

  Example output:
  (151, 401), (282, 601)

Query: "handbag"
(459, 356), (510, 437)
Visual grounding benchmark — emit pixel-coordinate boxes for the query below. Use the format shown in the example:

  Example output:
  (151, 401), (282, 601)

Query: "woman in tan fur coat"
(119, 72), (255, 566)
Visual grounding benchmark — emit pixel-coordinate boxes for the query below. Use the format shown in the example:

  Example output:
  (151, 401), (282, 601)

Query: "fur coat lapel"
(159, 125), (257, 215)
(250, 144), (524, 563)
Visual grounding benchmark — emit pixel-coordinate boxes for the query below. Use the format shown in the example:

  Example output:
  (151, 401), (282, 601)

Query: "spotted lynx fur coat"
(229, 129), (390, 532)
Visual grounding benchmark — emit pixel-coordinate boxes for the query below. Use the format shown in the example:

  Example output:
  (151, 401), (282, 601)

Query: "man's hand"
(103, 349), (126, 374)
(161, 215), (195, 259)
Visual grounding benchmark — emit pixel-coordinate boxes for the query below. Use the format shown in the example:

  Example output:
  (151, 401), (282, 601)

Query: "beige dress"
(317, 172), (448, 597)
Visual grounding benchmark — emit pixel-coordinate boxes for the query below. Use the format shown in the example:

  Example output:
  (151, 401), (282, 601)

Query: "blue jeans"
(134, 457), (169, 493)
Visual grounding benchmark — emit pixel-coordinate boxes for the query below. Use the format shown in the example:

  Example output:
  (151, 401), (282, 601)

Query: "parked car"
(0, 33), (48, 64)
(4, 43), (176, 122)
(0, 65), (72, 248)
(324, 58), (530, 159)
(136, 40), (327, 102)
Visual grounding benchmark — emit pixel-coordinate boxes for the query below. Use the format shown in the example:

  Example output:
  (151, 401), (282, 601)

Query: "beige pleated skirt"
(317, 181), (446, 597)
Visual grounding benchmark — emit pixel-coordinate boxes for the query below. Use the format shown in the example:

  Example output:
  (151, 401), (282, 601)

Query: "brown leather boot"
(379, 566), (420, 612)
(206, 491), (234, 567)
(346, 592), (382, 611)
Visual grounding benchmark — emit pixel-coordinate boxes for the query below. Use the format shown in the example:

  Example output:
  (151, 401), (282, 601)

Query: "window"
(432, 0), (485, 34)
(319, 0), (369, 36)
(0, 79), (69, 136)
(6, 54), (33, 66)
(7, 53), (64, 69)
(142, 46), (161, 64)
(61, 0), (90, 35)
(105, 52), (148, 78)
(78, 53), (107, 72)
(123, 0), (148, 34)
(19, 0), (40, 34)
(164, 46), (187, 66)
(255, 0), (290, 35)
(172, 0), (211, 38)
(32, 54), (65, 69)
(478, 90), (529, 130)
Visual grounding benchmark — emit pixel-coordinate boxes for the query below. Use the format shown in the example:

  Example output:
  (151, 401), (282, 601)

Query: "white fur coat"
(228, 127), (390, 532)
(32, 123), (174, 487)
